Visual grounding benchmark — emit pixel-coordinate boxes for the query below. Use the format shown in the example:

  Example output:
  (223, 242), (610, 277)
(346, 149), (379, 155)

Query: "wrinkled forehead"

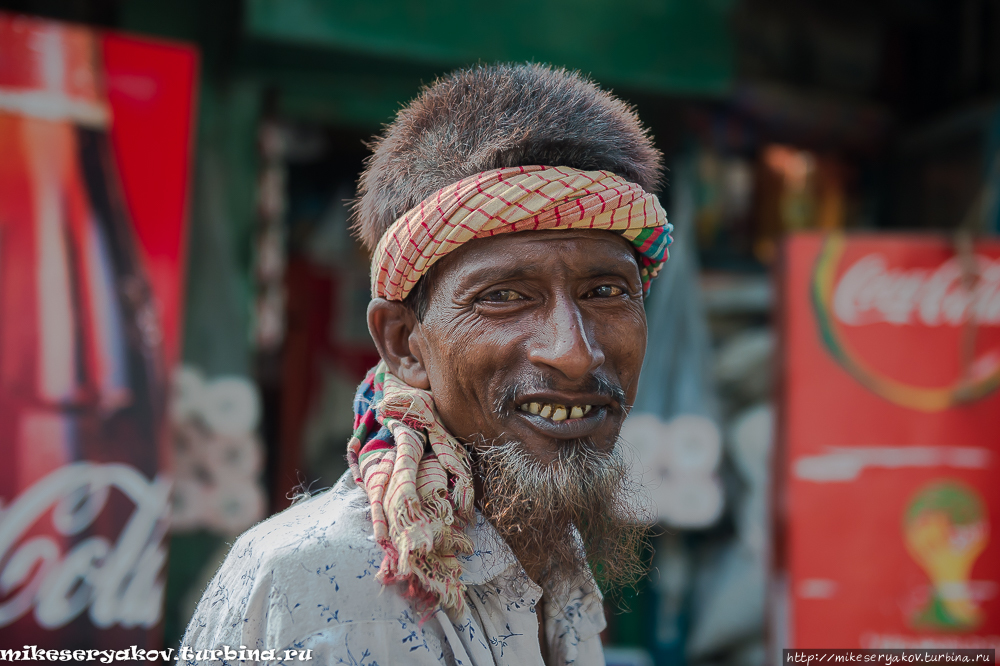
(428, 229), (642, 293)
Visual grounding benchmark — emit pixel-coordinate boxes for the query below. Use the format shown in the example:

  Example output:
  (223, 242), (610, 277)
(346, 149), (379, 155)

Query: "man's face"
(413, 229), (647, 462)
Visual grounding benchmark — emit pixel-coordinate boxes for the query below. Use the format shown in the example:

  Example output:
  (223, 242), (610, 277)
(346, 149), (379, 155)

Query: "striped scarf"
(347, 362), (475, 613)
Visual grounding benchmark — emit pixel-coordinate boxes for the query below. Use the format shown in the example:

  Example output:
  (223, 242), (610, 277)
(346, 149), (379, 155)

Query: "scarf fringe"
(349, 363), (475, 615)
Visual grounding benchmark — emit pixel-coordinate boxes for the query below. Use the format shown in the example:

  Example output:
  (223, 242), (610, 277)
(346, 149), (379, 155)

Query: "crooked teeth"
(518, 402), (595, 422)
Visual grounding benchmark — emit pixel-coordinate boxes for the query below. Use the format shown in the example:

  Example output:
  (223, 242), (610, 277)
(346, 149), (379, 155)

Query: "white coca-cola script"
(0, 463), (170, 629)
(833, 253), (1000, 327)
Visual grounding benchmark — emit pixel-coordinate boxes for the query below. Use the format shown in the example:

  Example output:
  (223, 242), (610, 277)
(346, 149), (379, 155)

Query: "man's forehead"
(452, 228), (636, 262)
(436, 229), (640, 287)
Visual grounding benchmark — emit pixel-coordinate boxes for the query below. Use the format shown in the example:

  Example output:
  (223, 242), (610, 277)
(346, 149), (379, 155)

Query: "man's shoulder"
(213, 473), (406, 615)
(226, 472), (381, 577)
(183, 473), (421, 651)
(181, 475), (457, 662)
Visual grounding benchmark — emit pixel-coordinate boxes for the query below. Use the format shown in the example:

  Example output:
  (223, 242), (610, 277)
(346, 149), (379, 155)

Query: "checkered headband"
(370, 165), (672, 300)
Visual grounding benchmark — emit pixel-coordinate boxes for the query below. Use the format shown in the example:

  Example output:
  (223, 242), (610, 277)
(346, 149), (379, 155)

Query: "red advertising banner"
(0, 13), (196, 649)
(777, 233), (1000, 649)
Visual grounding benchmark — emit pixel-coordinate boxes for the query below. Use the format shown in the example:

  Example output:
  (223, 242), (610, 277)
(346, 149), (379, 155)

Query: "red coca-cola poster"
(776, 233), (1000, 649)
(0, 13), (196, 650)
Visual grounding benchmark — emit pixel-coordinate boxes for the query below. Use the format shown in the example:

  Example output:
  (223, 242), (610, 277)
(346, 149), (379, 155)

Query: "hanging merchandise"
(775, 233), (1000, 649)
(254, 119), (288, 352)
(170, 367), (266, 535)
(0, 13), (196, 650)
(691, 146), (756, 269)
(626, 154), (724, 529)
(686, 404), (773, 663)
(618, 155), (724, 664)
(755, 145), (849, 265)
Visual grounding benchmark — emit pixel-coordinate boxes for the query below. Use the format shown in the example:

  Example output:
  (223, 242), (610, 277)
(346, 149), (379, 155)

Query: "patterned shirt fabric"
(179, 472), (608, 666)
(371, 165), (672, 301)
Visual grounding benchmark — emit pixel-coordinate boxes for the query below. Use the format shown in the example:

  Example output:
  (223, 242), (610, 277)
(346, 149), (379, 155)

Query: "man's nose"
(527, 295), (605, 380)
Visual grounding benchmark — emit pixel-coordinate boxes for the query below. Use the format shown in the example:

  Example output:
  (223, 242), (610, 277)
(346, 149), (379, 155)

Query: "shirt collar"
(456, 512), (605, 605)
(455, 512), (607, 648)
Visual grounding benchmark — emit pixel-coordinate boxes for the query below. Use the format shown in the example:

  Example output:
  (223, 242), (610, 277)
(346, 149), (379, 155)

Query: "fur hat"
(351, 63), (663, 253)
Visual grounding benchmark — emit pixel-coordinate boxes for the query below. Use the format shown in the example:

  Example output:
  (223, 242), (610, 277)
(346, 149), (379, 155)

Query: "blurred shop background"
(1, 0), (999, 664)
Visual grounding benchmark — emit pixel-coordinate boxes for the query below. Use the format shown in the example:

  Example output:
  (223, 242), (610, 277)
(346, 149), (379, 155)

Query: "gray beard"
(471, 437), (650, 594)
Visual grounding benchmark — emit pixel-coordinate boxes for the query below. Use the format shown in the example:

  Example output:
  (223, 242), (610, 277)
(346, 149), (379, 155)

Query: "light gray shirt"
(179, 472), (607, 665)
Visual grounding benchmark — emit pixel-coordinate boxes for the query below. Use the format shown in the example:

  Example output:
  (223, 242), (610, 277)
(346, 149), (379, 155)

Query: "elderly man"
(180, 63), (671, 666)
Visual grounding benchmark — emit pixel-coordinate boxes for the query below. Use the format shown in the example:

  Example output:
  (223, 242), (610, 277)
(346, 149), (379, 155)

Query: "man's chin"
(495, 411), (624, 463)
(472, 437), (649, 592)
(512, 435), (614, 465)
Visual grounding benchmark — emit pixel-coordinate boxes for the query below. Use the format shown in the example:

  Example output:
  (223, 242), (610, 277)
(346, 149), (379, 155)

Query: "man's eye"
(587, 285), (624, 298)
(481, 289), (525, 302)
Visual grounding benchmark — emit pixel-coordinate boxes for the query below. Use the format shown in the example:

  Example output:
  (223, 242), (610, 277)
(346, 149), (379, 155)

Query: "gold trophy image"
(903, 480), (989, 631)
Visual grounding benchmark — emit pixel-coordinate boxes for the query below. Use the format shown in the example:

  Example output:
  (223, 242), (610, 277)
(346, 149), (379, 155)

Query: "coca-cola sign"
(0, 463), (169, 630)
(833, 253), (1000, 327)
(778, 232), (1000, 648)
(0, 13), (195, 651)
(812, 233), (1000, 411)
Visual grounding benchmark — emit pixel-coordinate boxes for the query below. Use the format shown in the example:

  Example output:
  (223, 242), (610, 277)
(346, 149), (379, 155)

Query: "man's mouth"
(511, 399), (609, 440)
(517, 402), (594, 422)
(501, 378), (626, 441)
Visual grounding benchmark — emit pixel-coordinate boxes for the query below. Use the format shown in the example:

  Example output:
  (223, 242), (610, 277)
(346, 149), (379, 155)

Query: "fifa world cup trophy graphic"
(903, 480), (989, 631)
(0, 15), (169, 649)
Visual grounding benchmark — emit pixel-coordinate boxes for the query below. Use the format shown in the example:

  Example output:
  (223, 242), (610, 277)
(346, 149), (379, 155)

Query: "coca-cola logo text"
(833, 253), (1000, 327)
(0, 463), (170, 630)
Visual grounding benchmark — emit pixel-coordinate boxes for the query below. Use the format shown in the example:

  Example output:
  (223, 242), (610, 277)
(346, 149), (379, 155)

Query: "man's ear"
(367, 298), (430, 389)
